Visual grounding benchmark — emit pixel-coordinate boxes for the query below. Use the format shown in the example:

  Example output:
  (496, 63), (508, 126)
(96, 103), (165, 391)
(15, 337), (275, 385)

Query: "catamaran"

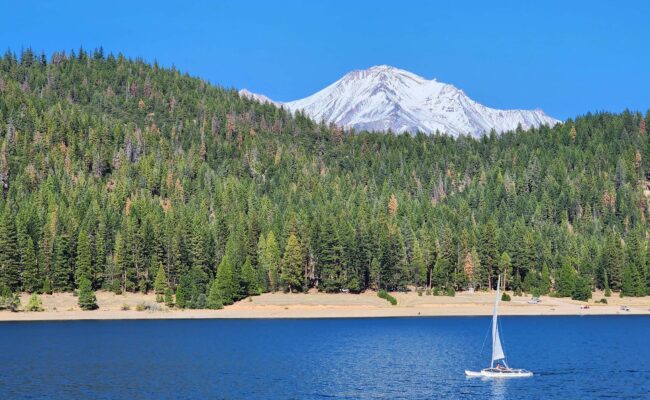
(465, 275), (533, 378)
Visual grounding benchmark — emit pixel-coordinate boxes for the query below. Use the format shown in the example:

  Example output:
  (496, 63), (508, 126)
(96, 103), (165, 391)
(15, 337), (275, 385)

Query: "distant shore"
(1, 289), (649, 321)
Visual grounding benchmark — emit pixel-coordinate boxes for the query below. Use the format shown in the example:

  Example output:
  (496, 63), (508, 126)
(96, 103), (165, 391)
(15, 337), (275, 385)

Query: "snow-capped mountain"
(239, 65), (560, 136)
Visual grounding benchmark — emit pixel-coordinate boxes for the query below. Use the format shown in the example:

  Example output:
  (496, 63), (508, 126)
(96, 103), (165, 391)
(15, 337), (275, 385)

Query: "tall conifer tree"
(282, 234), (304, 293)
(21, 237), (39, 293)
(0, 206), (21, 290)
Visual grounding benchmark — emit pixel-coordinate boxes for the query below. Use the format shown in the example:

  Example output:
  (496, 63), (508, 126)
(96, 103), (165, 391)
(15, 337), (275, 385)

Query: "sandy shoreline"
(1, 289), (649, 321)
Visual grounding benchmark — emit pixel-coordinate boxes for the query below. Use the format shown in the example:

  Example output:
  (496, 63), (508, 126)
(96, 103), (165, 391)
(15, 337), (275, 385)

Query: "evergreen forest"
(1, 48), (649, 308)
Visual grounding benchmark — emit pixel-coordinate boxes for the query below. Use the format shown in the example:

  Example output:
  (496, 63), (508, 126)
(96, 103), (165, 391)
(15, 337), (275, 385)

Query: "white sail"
(466, 274), (532, 378)
(491, 276), (505, 363)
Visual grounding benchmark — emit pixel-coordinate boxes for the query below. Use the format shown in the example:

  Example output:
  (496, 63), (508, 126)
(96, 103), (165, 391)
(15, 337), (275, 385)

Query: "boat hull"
(465, 368), (533, 378)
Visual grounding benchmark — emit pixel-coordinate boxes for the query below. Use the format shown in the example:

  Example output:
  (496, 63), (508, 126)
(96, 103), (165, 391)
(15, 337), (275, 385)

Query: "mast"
(491, 275), (505, 368)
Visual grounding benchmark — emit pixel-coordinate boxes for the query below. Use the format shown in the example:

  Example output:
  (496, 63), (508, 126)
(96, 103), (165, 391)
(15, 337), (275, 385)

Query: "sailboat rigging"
(465, 275), (533, 378)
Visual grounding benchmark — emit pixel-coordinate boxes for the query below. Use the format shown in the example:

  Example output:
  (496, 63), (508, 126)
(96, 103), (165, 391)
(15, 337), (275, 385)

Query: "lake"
(0, 316), (648, 399)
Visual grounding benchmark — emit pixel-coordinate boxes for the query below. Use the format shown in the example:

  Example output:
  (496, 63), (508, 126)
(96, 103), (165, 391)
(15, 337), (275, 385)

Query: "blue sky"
(2, 0), (649, 119)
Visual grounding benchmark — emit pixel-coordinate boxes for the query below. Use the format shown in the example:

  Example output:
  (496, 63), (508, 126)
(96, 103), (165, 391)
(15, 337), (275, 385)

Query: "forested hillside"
(1, 48), (649, 308)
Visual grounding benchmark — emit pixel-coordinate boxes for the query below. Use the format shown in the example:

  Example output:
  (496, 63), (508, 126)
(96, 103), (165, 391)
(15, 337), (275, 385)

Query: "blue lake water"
(0, 316), (649, 399)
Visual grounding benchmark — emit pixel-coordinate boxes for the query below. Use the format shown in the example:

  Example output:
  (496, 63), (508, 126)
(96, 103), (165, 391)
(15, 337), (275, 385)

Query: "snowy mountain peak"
(241, 66), (560, 136)
(348, 65), (423, 80)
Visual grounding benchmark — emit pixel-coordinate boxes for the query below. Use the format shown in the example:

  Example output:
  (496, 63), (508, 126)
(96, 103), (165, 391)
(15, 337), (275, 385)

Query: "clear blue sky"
(3, 0), (649, 119)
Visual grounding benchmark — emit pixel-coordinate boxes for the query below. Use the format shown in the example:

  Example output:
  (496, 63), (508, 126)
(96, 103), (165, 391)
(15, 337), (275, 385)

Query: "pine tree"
(77, 276), (98, 310)
(194, 293), (207, 309)
(281, 234), (304, 292)
(431, 257), (449, 290)
(256, 234), (269, 291)
(626, 229), (646, 279)
(247, 212), (261, 267)
(39, 214), (56, 291)
(95, 218), (107, 287)
(572, 274), (592, 301)
(147, 254), (159, 295)
(126, 219), (145, 292)
(215, 255), (237, 304)
(21, 236), (40, 293)
(75, 229), (92, 286)
(603, 270), (612, 296)
(0, 206), (21, 291)
(380, 223), (408, 291)
(317, 220), (345, 292)
(164, 288), (174, 307)
(352, 214), (373, 290)
(188, 264), (209, 296)
(621, 265), (644, 297)
(175, 274), (191, 309)
(241, 256), (259, 296)
(177, 267), (204, 309)
(169, 230), (185, 285)
(191, 222), (208, 273)
(207, 279), (224, 309)
(540, 264), (551, 295)
(519, 231), (537, 279)
(479, 219), (499, 289)
(42, 276), (52, 294)
(498, 252), (512, 289)
(224, 223), (247, 270)
(555, 264), (576, 297)
(471, 247), (487, 290)
(432, 226), (454, 289)
(369, 257), (381, 290)
(411, 238), (426, 288)
(52, 235), (72, 292)
(635, 266), (646, 297)
(112, 231), (129, 293)
(153, 263), (168, 294)
(264, 232), (281, 291)
(621, 265), (633, 297)
(603, 231), (624, 290)
(625, 231), (647, 296)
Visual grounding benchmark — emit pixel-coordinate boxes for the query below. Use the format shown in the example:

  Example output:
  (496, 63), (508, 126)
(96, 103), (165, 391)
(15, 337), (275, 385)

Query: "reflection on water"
(489, 377), (507, 400)
(0, 316), (649, 399)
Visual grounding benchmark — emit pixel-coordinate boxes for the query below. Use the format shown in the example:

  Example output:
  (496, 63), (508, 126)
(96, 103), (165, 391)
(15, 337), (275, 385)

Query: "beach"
(1, 289), (649, 321)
